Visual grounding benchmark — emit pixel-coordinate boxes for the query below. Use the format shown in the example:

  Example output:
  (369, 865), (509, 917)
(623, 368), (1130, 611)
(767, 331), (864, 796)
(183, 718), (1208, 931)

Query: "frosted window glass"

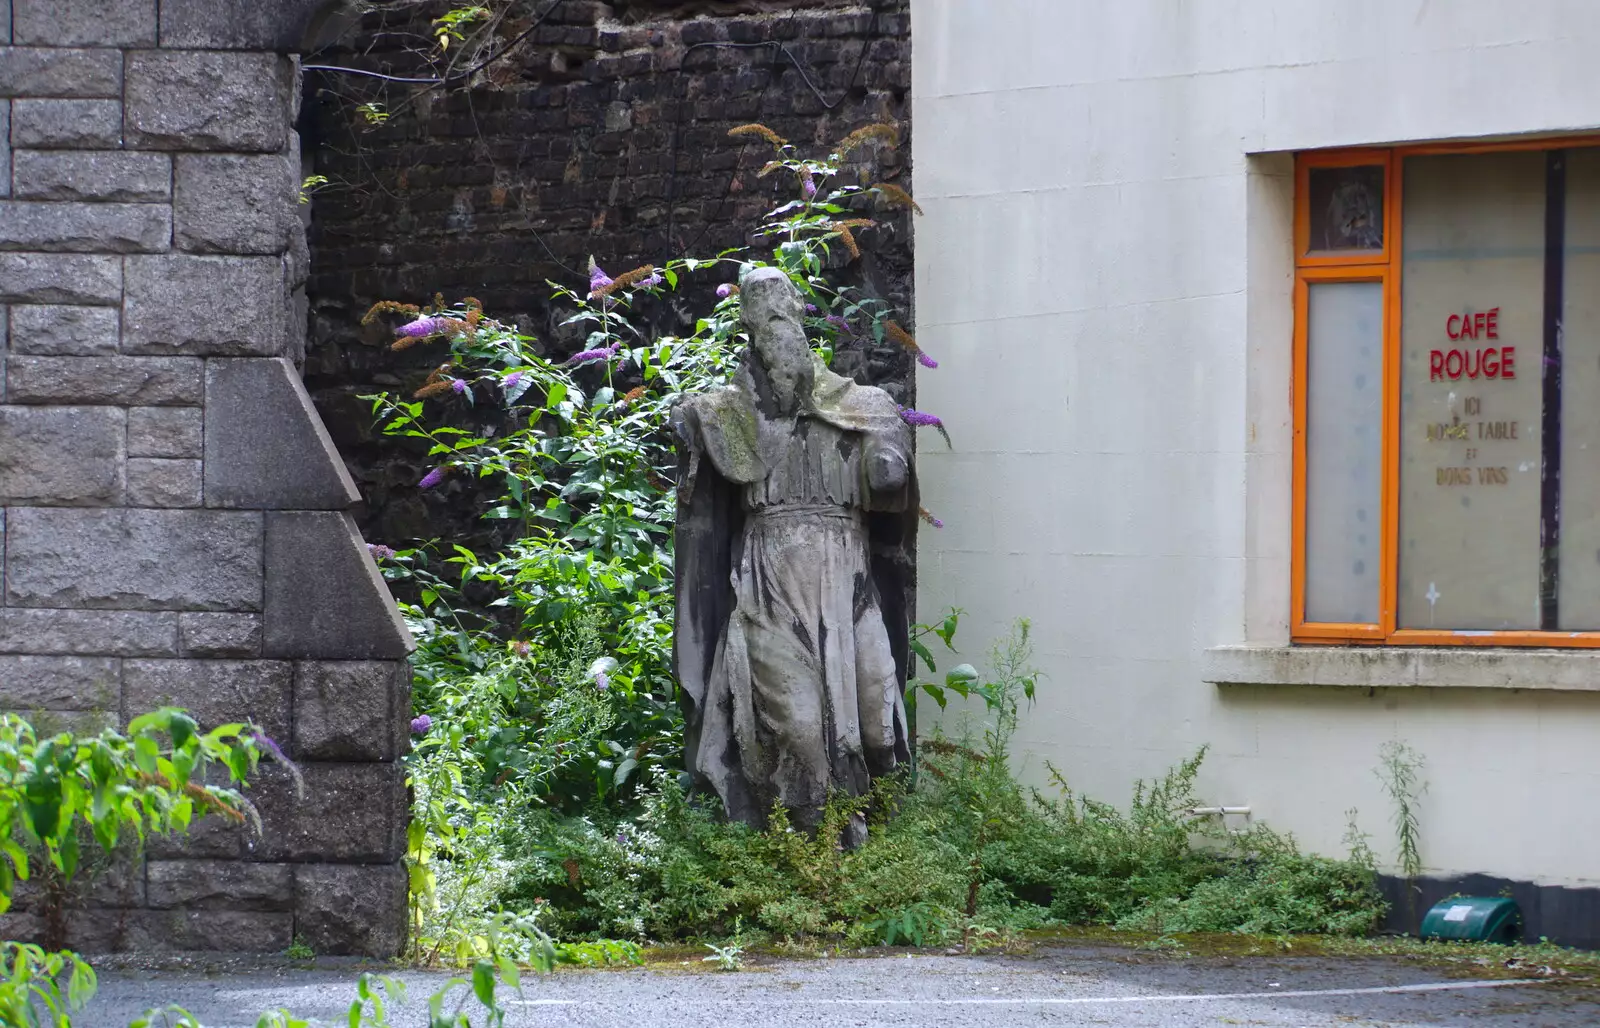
(1305, 281), (1383, 624)
(1559, 149), (1600, 629)
(1397, 152), (1545, 630)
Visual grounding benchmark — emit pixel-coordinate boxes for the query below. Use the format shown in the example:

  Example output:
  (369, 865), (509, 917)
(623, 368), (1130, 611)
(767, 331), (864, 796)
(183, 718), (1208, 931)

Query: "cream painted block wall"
(913, 0), (1600, 886)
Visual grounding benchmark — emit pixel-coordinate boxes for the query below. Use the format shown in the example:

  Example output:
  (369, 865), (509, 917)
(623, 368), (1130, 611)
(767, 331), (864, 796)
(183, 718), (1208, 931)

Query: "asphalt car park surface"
(87, 941), (1600, 1027)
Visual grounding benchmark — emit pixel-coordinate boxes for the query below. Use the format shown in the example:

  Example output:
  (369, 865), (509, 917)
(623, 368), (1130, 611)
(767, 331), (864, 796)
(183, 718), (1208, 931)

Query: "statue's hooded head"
(741, 268), (814, 416)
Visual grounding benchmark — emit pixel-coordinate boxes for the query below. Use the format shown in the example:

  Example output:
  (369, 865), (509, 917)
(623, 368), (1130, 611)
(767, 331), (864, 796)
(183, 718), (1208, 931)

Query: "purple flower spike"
(367, 543), (395, 561)
(252, 732), (289, 765)
(397, 316), (444, 338)
(418, 467), (445, 490)
(899, 408), (943, 428)
(450, 379), (467, 394)
(916, 351), (939, 369)
(410, 714), (432, 736)
(716, 284), (735, 299)
(805, 303), (819, 314)
(595, 670), (610, 691)
(588, 260), (613, 298)
(929, 516), (944, 528)
(503, 370), (523, 390)
(639, 271), (664, 288)
(824, 314), (853, 335)
(567, 344), (620, 365)
(802, 172), (817, 199)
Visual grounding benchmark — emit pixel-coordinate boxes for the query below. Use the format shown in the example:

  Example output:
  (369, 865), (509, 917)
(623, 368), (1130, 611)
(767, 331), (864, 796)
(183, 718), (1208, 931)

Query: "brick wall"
(0, 0), (411, 956)
(302, 0), (913, 548)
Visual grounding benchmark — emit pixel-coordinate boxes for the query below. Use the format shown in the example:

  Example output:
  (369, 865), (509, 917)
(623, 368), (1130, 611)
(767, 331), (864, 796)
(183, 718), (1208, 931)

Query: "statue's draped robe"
(674, 357), (915, 830)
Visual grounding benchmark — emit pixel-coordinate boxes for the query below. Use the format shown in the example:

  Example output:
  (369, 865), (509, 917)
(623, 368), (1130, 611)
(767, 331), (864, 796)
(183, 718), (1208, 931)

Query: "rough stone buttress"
(0, 0), (413, 956)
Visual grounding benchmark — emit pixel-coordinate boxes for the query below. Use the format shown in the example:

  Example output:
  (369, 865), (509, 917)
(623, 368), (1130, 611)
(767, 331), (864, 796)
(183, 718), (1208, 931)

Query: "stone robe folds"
(673, 355), (916, 833)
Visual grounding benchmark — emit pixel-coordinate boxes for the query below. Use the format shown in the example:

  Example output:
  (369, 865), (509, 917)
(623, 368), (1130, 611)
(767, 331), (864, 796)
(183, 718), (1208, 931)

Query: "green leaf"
(5, 842), (30, 882)
(945, 664), (979, 688)
(91, 804), (118, 852)
(23, 778), (63, 841)
(546, 381), (567, 407)
(909, 638), (936, 674)
(496, 955), (521, 990)
(89, 744), (114, 787)
(170, 746), (197, 791)
(127, 710), (165, 735)
(59, 827), (80, 879)
(169, 712), (197, 751)
(226, 742), (251, 783)
(471, 960), (496, 1009)
(505, 375), (534, 404)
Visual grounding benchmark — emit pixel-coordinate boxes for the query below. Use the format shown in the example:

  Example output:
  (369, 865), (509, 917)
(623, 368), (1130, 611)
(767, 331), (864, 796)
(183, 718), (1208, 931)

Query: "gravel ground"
(85, 943), (1600, 1027)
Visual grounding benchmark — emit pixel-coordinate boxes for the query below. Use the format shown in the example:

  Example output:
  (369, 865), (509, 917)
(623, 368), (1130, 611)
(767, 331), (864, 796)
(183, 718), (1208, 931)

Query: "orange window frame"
(1292, 136), (1600, 648)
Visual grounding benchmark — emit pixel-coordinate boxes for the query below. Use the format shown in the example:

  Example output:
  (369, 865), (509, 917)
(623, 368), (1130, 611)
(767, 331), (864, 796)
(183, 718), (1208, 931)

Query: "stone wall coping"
(1203, 645), (1600, 691)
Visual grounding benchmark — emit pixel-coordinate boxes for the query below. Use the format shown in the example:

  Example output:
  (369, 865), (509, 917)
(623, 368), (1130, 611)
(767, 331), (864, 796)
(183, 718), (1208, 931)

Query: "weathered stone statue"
(672, 268), (917, 842)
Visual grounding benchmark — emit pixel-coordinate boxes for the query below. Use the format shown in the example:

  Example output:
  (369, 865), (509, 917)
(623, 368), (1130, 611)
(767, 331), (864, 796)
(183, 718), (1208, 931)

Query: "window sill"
(1202, 645), (1600, 691)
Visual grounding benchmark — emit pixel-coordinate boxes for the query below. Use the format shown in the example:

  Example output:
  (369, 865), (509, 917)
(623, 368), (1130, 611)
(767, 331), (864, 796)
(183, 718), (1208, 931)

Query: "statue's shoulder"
(681, 382), (747, 410)
(680, 381), (757, 430)
(811, 367), (905, 436)
(677, 379), (765, 482)
(838, 382), (901, 418)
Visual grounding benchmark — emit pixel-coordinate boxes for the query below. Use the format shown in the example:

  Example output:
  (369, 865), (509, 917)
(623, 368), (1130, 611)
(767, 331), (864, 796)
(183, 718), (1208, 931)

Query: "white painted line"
(509, 978), (1550, 1008)
(824, 979), (1553, 1005)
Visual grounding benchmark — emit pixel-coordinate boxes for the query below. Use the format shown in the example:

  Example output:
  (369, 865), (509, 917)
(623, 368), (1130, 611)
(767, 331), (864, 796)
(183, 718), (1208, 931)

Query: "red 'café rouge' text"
(1431, 307), (1514, 381)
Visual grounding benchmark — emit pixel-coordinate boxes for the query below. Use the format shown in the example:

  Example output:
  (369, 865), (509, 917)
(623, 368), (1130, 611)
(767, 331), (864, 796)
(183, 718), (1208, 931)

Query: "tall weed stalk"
(1376, 740), (1428, 920)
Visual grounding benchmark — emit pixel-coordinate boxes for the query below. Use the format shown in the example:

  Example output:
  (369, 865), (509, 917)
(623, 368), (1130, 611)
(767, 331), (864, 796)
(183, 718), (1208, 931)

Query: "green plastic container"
(1419, 896), (1521, 943)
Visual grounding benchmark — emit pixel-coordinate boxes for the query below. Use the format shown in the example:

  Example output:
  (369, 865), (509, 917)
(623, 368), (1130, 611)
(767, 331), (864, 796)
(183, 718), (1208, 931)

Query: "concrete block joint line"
(0, 0), (413, 957)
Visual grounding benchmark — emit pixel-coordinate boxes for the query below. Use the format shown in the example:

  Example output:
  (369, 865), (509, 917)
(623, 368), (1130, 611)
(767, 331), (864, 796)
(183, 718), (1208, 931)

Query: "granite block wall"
(0, 0), (412, 956)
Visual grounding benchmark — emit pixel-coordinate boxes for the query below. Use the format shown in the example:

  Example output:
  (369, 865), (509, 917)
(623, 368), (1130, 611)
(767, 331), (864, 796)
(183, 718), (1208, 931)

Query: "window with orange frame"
(1294, 138), (1600, 646)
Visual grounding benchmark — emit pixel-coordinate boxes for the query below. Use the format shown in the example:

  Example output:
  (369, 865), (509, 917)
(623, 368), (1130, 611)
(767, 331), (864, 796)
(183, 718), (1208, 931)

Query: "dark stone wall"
(301, 0), (913, 548)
